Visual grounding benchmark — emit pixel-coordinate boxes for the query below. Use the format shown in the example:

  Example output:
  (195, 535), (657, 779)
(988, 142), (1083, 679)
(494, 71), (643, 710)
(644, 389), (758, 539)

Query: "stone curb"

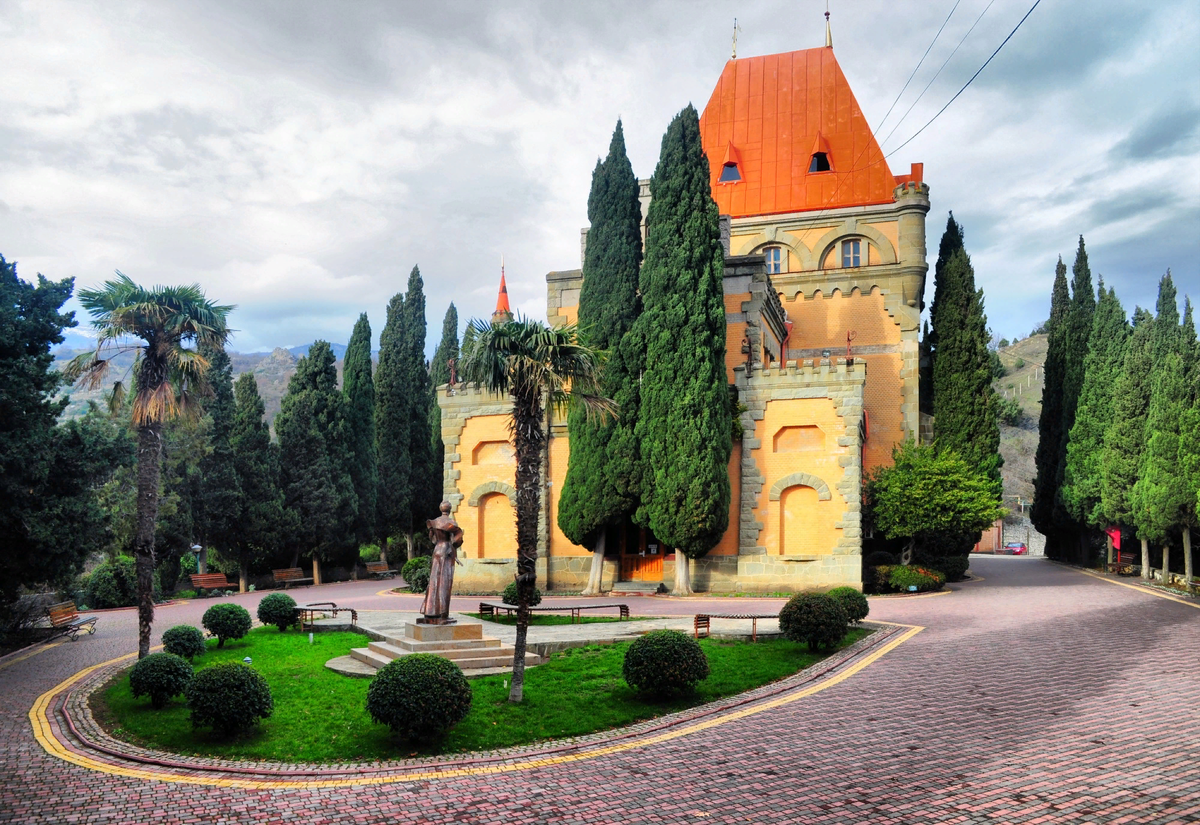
(44, 622), (906, 784)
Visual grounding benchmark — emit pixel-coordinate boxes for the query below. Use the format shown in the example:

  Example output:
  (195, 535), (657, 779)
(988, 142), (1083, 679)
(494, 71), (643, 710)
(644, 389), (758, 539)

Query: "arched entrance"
(779, 485), (820, 556)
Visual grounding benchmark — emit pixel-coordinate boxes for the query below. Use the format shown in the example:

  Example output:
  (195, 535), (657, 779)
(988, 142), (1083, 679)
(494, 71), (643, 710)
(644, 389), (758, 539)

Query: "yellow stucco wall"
(546, 432), (589, 557)
(455, 415), (516, 559)
(710, 443), (742, 556)
(752, 397), (848, 556)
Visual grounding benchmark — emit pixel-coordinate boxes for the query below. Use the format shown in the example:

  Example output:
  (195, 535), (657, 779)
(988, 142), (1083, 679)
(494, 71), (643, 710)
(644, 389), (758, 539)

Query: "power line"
(886, 0), (1043, 157)
(876, 0), (964, 135)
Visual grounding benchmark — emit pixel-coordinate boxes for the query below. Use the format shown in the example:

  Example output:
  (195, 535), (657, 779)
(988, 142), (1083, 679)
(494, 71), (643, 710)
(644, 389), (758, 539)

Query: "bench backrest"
(274, 568), (306, 581)
(190, 573), (230, 589)
(48, 601), (79, 627)
(365, 561), (389, 572)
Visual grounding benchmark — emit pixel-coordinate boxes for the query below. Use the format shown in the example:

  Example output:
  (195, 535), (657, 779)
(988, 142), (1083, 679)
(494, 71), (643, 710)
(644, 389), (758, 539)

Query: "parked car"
(1001, 541), (1027, 555)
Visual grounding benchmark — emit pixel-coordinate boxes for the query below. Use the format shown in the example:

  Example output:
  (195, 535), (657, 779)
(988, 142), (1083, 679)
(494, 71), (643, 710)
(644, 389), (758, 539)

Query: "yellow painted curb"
(30, 624), (922, 788)
(1074, 567), (1200, 610)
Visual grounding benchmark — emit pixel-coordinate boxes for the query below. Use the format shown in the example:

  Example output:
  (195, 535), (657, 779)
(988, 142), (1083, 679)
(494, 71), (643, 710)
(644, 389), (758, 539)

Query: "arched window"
(841, 239), (862, 268)
(764, 246), (783, 274)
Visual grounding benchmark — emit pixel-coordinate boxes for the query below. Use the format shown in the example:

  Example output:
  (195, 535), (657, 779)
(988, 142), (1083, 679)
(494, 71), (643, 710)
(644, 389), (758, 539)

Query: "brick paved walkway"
(3, 557), (1198, 824)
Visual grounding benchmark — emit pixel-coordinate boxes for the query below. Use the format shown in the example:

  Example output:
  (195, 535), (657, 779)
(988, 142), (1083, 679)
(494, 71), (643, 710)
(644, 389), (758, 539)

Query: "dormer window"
(841, 239), (862, 268)
(809, 152), (831, 173)
(719, 162), (742, 183)
(764, 246), (783, 274)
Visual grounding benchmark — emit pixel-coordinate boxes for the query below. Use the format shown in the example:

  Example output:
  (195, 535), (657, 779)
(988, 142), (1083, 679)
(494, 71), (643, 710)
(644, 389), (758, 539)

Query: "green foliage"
(401, 268), (441, 530)
(130, 652), (193, 709)
(862, 550), (896, 566)
(162, 625), (206, 660)
(998, 338), (1010, 348)
(1099, 308), (1155, 529)
(865, 441), (1003, 555)
(401, 555), (431, 593)
(502, 581), (542, 606)
(1014, 357), (1026, 369)
(633, 104), (731, 562)
(622, 630), (710, 697)
(256, 592), (297, 632)
(343, 313), (378, 546)
(85, 557), (140, 609)
(930, 238), (1001, 487)
(229, 373), (286, 574)
(989, 350), (1007, 379)
(186, 661), (273, 736)
(196, 344), (241, 573)
(358, 543), (382, 563)
(366, 654), (472, 741)
(826, 586), (869, 624)
(429, 302), (459, 469)
(375, 292), (411, 547)
(1033, 257), (1072, 536)
(202, 602), (251, 647)
(559, 120), (644, 549)
(889, 566), (946, 592)
(1062, 284), (1129, 526)
(926, 555), (970, 582)
(276, 341), (358, 568)
(779, 594), (848, 651)
(996, 395), (1023, 426)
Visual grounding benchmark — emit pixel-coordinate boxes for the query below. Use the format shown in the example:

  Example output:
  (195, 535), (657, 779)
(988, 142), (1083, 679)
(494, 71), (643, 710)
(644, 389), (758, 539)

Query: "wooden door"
(620, 527), (664, 581)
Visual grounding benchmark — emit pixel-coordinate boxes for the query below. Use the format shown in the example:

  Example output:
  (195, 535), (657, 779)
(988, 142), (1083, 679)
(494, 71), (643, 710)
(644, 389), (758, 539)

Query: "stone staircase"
(609, 581), (663, 596)
(349, 620), (542, 677)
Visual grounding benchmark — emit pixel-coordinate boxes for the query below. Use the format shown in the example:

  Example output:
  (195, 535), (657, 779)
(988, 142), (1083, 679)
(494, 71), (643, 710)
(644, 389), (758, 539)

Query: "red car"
(1001, 541), (1027, 555)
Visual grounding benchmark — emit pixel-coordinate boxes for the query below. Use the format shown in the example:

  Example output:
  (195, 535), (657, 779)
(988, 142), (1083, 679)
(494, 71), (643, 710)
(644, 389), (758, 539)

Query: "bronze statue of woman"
(420, 501), (464, 623)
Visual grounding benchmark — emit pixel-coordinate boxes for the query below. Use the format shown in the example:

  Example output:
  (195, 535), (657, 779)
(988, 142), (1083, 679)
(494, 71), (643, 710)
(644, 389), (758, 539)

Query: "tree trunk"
(239, 561), (248, 594)
(1141, 538), (1150, 581)
(133, 422), (164, 659)
(380, 537), (388, 567)
(312, 556), (322, 585)
(1105, 533), (1113, 566)
(1162, 541), (1170, 585)
(900, 538), (915, 566)
(1184, 529), (1193, 590)
(508, 391), (546, 704)
(673, 552), (693, 596)
(582, 531), (606, 596)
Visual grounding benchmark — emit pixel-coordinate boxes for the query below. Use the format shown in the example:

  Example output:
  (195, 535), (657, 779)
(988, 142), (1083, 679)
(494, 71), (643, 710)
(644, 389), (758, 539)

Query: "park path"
(1, 557), (1197, 824)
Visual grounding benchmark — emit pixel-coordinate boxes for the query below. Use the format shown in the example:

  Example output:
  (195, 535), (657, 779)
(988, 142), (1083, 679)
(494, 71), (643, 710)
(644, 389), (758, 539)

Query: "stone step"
(383, 636), (502, 653)
(350, 647), (391, 669)
(610, 581), (662, 595)
(368, 640), (512, 662)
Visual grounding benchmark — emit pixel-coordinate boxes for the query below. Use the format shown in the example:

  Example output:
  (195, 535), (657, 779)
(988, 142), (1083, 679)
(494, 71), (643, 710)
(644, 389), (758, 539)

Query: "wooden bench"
(273, 568), (314, 589)
(477, 601), (630, 623)
(1105, 550), (1136, 576)
(694, 613), (778, 642)
(48, 601), (98, 641)
(365, 561), (395, 579)
(190, 573), (235, 593)
(295, 602), (358, 631)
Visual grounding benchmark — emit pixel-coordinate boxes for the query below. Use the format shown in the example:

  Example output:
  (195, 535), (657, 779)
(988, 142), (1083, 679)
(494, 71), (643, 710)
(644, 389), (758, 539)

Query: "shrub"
(359, 543), (382, 563)
(256, 593), (297, 632)
(997, 395), (1024, 426)
(401, 556), (431, 593)
(162, 624), (206, 660)
(888, 565), (945, 593)
(929, 555), (970, 582)
(864, 563), (898, 594)
(826, 586), (870, 624)
(366, 654), (472, 741)
(84, 557), (139, 609)
(130, 652), (193, 709)
(622, 630), (710, 697)
(502, 581), (543, 607)
(202, 603), (251, 647)
(186, 662), (273, 736)
(779, 593), (848, 651)
(862, 550), (896, 567)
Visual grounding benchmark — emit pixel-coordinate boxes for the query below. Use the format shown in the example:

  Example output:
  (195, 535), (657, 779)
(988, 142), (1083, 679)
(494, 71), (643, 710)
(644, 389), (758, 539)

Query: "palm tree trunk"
(582, 532), (606, 596)
(134, 422), (163, 659)
(508, 391), (545, 703)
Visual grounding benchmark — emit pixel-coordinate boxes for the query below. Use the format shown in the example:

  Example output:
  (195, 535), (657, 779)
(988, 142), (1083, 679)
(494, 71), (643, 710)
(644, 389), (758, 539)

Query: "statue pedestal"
(346, 619), (541, 676)
(408, 621), (483, 643)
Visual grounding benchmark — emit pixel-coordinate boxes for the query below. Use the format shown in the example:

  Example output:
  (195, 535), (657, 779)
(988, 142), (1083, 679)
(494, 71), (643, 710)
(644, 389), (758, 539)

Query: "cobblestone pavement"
(2, 557), (1198, 824)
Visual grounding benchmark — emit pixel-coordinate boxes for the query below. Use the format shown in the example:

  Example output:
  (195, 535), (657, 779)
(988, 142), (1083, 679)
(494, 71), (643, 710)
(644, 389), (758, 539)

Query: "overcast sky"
(2, 0), (1197, 353)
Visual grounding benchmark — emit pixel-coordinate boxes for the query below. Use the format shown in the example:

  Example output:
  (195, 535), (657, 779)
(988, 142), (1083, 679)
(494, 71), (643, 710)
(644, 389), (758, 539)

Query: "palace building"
(438, 37), (930, 594)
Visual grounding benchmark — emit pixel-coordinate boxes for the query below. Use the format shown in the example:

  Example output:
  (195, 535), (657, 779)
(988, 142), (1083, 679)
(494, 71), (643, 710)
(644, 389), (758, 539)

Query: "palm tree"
(64, 273), (233, 658)
(459, 316), (611, 702)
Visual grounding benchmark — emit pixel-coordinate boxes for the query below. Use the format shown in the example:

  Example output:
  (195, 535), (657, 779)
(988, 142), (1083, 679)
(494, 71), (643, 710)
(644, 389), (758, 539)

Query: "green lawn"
(464, 611), (624, 626)
(97, 625), (868, 762)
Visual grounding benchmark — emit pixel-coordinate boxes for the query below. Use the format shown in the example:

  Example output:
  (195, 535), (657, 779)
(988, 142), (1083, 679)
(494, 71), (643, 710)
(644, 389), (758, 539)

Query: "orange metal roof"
(699, 47), (912, 218)
(494, 271), (511, 314)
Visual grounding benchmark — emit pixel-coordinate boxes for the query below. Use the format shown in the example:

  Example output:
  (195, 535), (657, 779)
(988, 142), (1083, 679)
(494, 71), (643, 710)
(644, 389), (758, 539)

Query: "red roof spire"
(492, 256), (513, 324)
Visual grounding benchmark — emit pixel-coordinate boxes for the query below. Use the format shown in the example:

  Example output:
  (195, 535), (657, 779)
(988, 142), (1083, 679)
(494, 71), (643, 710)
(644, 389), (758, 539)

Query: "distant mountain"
(287, 342), (347, 360)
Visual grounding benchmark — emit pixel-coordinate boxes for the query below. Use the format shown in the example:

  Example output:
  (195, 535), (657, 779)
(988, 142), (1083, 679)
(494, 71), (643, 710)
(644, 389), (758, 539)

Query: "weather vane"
(731, 18), (741, 60)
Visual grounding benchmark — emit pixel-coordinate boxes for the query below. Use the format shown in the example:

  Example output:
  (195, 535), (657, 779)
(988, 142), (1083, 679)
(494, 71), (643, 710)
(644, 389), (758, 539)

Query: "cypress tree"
(926, 213), (965, 357)
(930, 244), (1001, 489)
(229, 373), (286, 590)
(1176, 298), (1198, 585)
(196, 344), (242, 577)
(1061, 283), (1129, 534)
(402, 266), (440, 537)
(1132, 273), (1187, 581)
(428, 302), (459, 499)
(1032, 258), (1071, 547)
(558, 120), (644, 594)
(633, 104), (730, 595)
(343, 313), (378, 548)
(375, 291), (410, 560)
(1099, 307), (1155, 575)
(276, 340), (357, 580)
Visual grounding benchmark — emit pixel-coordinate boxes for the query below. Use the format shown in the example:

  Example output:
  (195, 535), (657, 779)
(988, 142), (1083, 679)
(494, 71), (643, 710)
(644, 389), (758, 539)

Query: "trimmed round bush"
(202, 602), (252, 648)
(130, 652), (193, 709)
(162, 624), (206, 660)
(779, 593), (849, 651)
(186, 661), (273, 736)
(366, 654), (472, 741)
(622, 630), (710, 697)
(888, 565), (945, 593)
(501, 581), (543, 607)
(929, 555), (970, 582)
(401, 556), (431, 593)
(256, 592), (297, 632)
(826, 586), (870, 624)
